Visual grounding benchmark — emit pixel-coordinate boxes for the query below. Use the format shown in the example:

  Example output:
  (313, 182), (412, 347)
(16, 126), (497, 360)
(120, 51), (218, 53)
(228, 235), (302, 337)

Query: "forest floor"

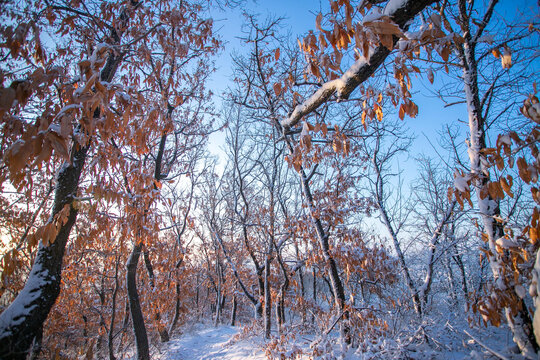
(155, 317), (521, 360)
(159, 324), (266, 359)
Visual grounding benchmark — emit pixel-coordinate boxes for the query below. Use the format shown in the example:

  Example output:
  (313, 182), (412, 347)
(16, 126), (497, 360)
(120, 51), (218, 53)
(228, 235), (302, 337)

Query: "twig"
(463, 329), (510, 360)
(325, 311), (344, 336)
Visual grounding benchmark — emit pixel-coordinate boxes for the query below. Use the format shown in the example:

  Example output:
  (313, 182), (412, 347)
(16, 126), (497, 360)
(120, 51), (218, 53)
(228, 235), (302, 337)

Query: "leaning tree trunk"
(0, 6), (132, 358)
(298, 166), (350, 344)
(0, 144), (88, 360)
(126, 130), (169, 358)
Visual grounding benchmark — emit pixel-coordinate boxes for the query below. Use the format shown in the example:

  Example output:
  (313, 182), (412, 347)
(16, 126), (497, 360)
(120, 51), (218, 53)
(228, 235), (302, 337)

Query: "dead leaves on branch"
(285, 121), (350, 173)
(452, 89), (540, 328)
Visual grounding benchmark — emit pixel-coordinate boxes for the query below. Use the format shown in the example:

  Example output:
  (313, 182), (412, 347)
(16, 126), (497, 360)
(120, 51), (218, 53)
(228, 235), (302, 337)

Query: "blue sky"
(207, 0), (539, 173)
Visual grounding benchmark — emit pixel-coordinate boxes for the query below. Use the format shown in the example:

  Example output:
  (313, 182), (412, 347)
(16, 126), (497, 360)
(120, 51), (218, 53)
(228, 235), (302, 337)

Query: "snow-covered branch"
(280, 0), (435, 130)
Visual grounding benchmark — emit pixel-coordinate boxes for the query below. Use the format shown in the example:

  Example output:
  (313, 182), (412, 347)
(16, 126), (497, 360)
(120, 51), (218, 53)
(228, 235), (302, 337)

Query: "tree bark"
(143, 249), (169, 342)
(169, 257), (184, 334)
(298, 166), (350, 343)
(312, 268), (317, 325)
(264, 252), (272, 339)
(280, 0), (436, 129)
(0, 145), (88, 359)
(456, 0), (538, 355)
(108, 256), (119, 360)
(0, 4), (134, 357)
(126, 242), (150, 360)
(230, 293), (237, 326)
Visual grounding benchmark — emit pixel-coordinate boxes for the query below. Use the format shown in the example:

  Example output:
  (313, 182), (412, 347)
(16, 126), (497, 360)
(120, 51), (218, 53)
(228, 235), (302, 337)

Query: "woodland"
(0, 0), (539, 359)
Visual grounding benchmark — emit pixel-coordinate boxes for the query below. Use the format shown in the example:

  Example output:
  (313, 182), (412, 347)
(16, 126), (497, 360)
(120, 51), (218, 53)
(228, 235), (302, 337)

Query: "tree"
(0, 0), (219, 358)
(0, 2), (139, 356)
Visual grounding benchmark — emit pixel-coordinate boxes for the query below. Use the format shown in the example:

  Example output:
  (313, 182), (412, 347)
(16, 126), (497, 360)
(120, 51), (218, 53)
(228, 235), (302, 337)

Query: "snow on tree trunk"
(0, 5), (133, 357)
(532, 251), (540, 344)
(0, 145), (88, 359)
(298, 167), (350, 344)
(457, 2), (538, 353)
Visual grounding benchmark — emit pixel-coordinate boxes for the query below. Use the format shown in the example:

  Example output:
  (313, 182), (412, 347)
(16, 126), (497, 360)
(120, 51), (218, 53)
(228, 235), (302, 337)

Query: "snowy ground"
(155, 315), (522, 360)
(160, 325), (267, 360)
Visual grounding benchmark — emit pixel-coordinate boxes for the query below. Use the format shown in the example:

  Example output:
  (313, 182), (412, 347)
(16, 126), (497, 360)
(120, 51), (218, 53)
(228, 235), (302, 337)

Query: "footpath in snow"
(159, 320), (518, 359)
(162, 325), (266, 360)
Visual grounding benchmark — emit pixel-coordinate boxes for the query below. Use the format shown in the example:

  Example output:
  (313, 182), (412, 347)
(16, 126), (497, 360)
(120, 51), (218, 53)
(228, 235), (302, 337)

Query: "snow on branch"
(280, 0), (435, 130)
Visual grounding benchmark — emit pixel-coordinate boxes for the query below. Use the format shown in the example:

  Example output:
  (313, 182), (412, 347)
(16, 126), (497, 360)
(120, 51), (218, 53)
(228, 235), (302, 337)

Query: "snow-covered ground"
(155, 318), (520, 360)
(160, 325), (267, 360)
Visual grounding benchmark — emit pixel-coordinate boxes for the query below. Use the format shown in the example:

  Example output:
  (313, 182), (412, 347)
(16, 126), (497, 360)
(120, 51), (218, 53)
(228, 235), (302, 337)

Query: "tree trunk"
(27, 324), (43, 360)
(264, 253), (272, 339)
(444, 257), (458, 307)
(0, 4), (133, 357)
(298, 168), (350, 343)
(214, 232), (262, 319)
(456, 0), (538, 354)
(142, 248), (169, 342)
(214, 259), (222, 327)
(452, 245), (469, 310)
(230, 294), (237, 326)
(312, 268), (317, 325)
(275, 252), (289, 336)
(169, 257), (184, 334)
(373, 148), (422, 316)
(126, 242), (150, 360)
(108, 256), (119, 360)
(170, 282), (182, 333)
(0, 145), (88, 360)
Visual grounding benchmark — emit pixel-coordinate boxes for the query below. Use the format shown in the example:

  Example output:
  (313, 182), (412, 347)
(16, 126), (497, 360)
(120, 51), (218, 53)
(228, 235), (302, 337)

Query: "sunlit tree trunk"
(455, 0), (538, 356)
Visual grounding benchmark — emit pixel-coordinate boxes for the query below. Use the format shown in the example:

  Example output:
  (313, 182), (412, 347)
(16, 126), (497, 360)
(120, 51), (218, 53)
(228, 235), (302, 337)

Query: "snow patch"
(160, 325), (266, 360)
(384, 0), (408, 15)
(363, 8), (383, 23)
(495, 237), (517, 249)
(0, 260), (49, 337)
(453, 172), (469, 192)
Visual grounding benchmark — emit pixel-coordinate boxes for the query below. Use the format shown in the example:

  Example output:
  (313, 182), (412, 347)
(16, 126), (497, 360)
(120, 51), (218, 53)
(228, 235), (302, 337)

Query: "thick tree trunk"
(0, 145), (88, 359)
(0, 4), (133, 357)
(27, 324), (43, 360)
(126, 242), (150, 360)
